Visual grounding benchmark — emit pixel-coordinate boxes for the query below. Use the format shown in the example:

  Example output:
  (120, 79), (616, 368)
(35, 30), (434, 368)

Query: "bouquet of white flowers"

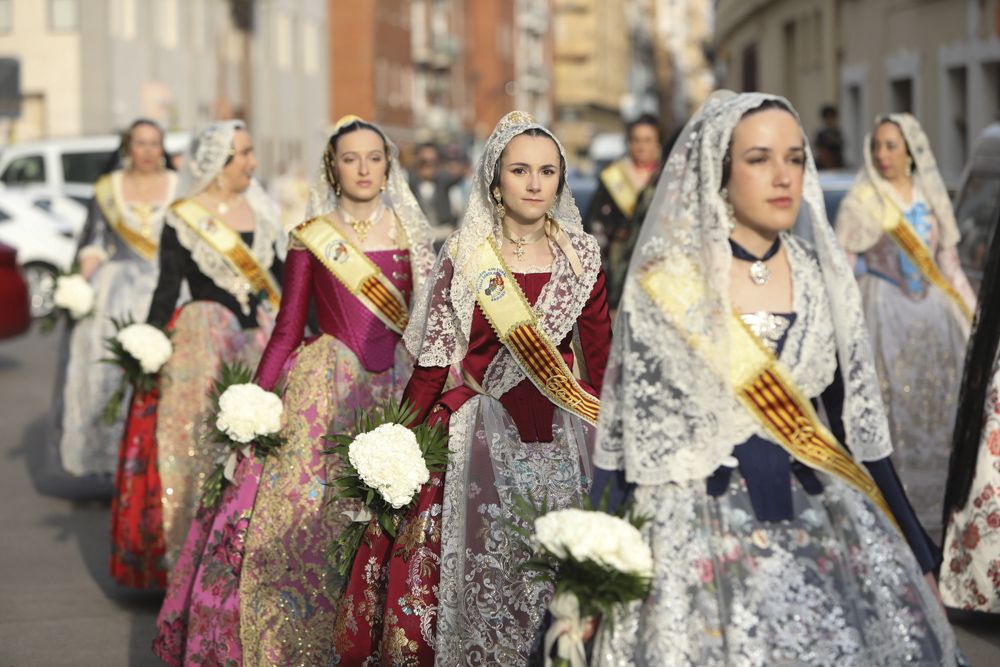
(40, 272), (96, 332)
(324, 400), (448, 576)
(515, 501), (653, 667)
(201, 362), (286, 507)
(101, 316), (173, 423)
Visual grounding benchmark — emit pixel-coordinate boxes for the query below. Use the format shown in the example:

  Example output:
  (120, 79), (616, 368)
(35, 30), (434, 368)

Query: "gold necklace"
(340, 201), (385, 243)
(502, 224), (547, 262)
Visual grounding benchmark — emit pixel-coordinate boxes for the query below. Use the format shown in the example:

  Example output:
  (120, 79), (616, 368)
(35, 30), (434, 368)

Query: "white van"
(0, 132), (190, 204)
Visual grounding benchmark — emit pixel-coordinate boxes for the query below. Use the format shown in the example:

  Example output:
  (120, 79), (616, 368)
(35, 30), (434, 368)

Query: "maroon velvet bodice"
(403, 269), (612, 442)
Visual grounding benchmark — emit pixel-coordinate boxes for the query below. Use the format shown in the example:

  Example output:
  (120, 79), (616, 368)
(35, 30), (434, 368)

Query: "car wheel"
(22, 262), (58, 319)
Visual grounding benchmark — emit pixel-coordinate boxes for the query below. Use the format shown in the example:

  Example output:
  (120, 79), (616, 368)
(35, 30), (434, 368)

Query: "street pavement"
(0, 327), (998, 665)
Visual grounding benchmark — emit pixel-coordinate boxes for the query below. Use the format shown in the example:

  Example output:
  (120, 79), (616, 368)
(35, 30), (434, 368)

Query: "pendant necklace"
(502, 224), (547, 262)
(729, 237), (782, 286)
(340, 201), (386, 243)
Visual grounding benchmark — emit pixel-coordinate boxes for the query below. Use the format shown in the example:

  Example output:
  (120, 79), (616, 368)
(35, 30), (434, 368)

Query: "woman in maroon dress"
(332, 111), (612, 664)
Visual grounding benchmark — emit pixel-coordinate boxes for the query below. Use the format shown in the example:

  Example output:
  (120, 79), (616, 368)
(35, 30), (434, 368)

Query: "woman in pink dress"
(152, 116), (434, 666)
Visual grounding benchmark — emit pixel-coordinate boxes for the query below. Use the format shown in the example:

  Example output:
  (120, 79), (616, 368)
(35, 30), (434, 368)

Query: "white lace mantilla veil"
(167, 119), (284, 314)
(593, 90), (893, 486)
(836, 112), (960, 253)
(302, 115), (436, 298)
(403, 110), (598, 368)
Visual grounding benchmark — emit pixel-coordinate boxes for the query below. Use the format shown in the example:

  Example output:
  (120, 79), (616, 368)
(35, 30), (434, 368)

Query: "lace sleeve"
(403, 240), (470, 367)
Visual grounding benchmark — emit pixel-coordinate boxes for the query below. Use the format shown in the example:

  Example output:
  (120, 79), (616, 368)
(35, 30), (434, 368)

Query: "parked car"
(0, 241), (30, 339)
(953, 122), (1000, 291)
(0, 131), (190, 203)
(0, 189), (77, 318)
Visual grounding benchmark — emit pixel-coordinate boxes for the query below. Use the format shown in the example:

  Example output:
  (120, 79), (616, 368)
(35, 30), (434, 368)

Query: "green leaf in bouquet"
(330, 521), (368, 577)
(378, 510), (399, 538)
(101, 378), (127, 425)
(201, 464), (226, 508)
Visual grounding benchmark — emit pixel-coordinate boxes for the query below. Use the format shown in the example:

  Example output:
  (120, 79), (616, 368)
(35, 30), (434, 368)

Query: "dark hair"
(108, 118), (172, 173)
(322, 120), (391, 189)
(721, 98), (796, 187)
(820, 104), (838, 119)
(872, 116), (915, 172)
(627, 113), (661, 141)
(489, 127), (567, 198)
(415, 142), (440, 157)
(943, 202), (1000, 521)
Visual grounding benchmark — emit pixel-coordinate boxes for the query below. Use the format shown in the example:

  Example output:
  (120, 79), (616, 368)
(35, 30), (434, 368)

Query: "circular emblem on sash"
(478, 268), (506, 302)
(325, 240), (350, 264)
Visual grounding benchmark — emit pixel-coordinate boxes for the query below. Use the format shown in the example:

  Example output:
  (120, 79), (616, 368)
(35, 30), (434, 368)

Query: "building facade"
(552, 0), (631, 164)
(715, 0), (1000, 182)
(0, 0), (328, 180)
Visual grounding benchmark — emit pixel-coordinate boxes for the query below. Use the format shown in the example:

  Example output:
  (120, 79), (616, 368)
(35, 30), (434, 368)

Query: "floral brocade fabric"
(109, 387), (167, 589)
(156, 301), (273, 570)
(238, 333), (412, 666)
(940, 349), (1000, 612)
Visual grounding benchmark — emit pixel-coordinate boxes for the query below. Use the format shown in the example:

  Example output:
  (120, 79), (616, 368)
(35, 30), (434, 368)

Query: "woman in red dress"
(332, 111), (613, 664)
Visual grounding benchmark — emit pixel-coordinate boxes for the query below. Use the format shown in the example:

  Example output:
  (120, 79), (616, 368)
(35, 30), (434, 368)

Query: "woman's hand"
(79, 254), (103, 280)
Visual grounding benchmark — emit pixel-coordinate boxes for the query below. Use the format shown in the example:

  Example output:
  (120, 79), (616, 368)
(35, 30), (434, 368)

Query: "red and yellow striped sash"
(294, 216), (410, 335)
(171, 199), (281, 309)
(94, 174), (159, 262)
(472, 238), (600, 425)
(640, 256), (899, 531)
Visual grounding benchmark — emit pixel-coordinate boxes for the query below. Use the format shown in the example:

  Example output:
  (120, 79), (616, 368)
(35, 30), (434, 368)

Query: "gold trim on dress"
(599, 160), (640, 218)
(94, 174), (159, 261)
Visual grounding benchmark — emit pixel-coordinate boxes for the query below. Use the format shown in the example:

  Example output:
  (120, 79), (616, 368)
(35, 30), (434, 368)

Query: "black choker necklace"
(729, 237), (781, 286)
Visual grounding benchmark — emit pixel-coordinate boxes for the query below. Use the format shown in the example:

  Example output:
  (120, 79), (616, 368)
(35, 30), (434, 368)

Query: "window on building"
(0, 0), (12, 33)
(49, 0), (79, 31)
(783, 20), (797, 100)
(1, 155), (46, 185)
(945, 66), (969, 177)
(158, 0), (179, 49)
(742, 44), (758, 92)
(890, 78), (913, 114)
(844, 83), (864, 167)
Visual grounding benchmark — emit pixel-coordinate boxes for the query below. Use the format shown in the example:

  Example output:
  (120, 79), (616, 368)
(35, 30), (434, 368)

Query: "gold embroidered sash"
(293, 216), (410, 335)
(472, 237), (600, 425)
(599, 161), (640, 218)
(94, 174), (158, 261)
(171, 199), (281, 309)
(859, 183), (972, 321)
(639, 256), (900, 531)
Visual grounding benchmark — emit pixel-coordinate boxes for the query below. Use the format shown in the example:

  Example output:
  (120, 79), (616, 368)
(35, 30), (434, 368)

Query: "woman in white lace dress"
(591, 92), (959, 666)
(835, 114), (975, 534)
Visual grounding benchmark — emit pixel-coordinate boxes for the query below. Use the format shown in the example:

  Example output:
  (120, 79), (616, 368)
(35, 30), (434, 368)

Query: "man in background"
(583, 113), (662, 310)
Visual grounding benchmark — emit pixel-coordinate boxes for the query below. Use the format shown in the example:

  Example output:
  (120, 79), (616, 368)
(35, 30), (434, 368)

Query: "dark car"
(0, 241), (30, 339)
(954, 123), (1000, 291)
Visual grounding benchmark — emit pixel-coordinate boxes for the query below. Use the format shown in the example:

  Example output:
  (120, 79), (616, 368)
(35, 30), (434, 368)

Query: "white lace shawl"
(168, 120), (283, 315)
(593, 91), (893, 485)
(301, 120), (436, 301)
(403, 111), (595, 369)
(836, 112), (960, 254)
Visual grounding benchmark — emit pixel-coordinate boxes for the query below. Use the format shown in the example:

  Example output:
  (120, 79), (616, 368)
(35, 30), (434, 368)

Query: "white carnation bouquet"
(201, 362), (286, 506)
(324, 400), (448, 576)
(40, 272), (96, 332)
(101, 316), (173, 423)
(515, 500), (653, 667)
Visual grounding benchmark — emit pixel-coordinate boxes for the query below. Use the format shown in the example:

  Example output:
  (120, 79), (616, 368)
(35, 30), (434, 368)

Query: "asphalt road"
(0, 327), (998, 665)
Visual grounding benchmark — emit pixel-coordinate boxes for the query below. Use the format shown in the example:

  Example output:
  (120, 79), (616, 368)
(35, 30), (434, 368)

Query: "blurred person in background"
(583, 113), (662, 310)
(45, 119), (177, 496)
(814, 104), (846, 170)
(269, 161), (311, 233)
(836, 113), (976, 535)
(409, 141), (462, 245)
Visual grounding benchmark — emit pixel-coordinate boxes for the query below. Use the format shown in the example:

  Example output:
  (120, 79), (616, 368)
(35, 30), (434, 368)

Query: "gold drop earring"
(493, 188), (506, 221)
